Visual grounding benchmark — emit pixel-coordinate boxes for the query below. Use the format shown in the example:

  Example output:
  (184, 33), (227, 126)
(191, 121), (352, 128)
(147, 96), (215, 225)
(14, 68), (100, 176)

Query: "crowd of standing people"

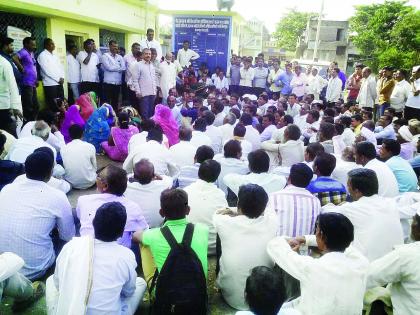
(0, 27), (420, 315)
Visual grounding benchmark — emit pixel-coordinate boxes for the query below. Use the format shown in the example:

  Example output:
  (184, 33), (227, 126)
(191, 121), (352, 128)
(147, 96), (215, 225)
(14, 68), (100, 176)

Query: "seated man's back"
(323, 169), (404, 261)
(214, 184), (277, 310)
(125, 159), (173, 228)
(61, 124), (97, 189)
(47, 202), (146, 315)
(0, 151), (74, 280)
(185, 160), (228, 255)
(270, 163), (321, 237)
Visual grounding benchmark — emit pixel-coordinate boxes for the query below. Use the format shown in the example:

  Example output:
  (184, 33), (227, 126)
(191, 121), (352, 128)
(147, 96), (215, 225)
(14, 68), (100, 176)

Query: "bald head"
(133, 159), (154, 185)
(165, 52), (173, 61)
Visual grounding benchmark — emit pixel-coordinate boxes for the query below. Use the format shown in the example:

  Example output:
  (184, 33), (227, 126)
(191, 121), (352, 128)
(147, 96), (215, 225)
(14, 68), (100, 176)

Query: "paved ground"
(0, 155), (237, 314)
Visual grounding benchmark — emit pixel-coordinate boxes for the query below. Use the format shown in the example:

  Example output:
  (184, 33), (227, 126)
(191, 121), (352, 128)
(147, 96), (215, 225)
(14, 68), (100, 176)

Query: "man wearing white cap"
(405, 65), (420, 120)
(366, 206), (420, 315)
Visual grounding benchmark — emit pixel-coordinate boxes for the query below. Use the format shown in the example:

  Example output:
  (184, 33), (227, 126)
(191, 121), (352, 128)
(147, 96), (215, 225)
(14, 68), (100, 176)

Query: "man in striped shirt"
(269, 163), (321, 237)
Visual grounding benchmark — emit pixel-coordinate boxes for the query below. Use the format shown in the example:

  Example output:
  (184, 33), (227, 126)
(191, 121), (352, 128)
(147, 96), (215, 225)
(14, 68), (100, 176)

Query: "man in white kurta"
(125, 159), (173, 228)
(267, 212), (369, 315)
(223, 149), (286, 197)
(185, 160), (228, 255)
(214, 184), (277, 310)
(366, 208), (420, 315)
(46, 203), (146, 315)
(159, 53), (177, 101)
(323, 168), (403, 261)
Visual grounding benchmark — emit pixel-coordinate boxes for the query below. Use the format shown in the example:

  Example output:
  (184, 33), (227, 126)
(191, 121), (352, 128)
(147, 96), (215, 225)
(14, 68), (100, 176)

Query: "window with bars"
(0, 11), (47, 54)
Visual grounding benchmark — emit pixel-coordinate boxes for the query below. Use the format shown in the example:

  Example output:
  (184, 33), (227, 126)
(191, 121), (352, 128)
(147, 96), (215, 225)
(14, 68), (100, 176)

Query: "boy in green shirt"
(134, 188), (209, 284)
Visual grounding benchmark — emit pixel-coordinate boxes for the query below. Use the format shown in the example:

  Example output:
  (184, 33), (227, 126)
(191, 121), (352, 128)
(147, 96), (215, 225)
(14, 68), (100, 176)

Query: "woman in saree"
(76, 92), (98, 121)
(60, 105), (85, 143)
(101, 111), (139, 161)
(83, 105), (112, 153)
(152, 104), (179, 146)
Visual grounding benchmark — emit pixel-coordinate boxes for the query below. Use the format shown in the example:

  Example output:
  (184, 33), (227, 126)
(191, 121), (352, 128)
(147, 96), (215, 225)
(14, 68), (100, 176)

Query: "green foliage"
(274, 9), (317, 52)
(349, 0), (419, 72)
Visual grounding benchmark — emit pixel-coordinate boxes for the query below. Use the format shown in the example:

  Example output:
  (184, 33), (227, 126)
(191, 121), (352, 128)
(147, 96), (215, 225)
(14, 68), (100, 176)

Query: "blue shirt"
(275, 71), (293, 95)
(307, 176), (347, 206)
(385, 156), (418, 192)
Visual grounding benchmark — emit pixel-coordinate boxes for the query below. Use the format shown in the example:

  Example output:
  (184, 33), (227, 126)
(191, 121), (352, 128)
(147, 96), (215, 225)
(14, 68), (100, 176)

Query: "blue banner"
(173, 15), (232, 74)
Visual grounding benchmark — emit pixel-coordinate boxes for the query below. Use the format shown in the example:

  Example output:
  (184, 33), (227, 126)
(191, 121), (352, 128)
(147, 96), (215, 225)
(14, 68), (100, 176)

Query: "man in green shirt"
(134, 188), (209, 284)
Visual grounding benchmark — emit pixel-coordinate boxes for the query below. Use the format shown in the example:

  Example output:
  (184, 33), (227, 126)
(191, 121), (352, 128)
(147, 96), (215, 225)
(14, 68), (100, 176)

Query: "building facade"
(0, 0), (159, 100)
(296, 19), (359, 73)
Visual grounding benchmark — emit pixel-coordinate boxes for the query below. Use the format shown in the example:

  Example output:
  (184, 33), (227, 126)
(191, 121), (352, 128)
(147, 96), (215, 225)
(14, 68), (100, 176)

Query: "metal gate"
(0, 11), (47, 54)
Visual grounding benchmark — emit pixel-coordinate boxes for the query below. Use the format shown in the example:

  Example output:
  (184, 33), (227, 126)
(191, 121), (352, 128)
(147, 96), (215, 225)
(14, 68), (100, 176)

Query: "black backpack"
(150, 223), (208, 315)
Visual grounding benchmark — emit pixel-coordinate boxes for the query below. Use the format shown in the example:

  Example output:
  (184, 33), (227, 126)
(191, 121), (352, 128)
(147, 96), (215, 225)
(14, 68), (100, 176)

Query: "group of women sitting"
(59, 92), (180, 161)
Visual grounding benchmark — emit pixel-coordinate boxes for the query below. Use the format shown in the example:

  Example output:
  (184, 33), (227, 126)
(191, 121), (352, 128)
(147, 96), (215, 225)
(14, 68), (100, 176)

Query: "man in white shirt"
(268, 212), (369, 315)
(19, 110), (65, 153)
(0, 151), (75, 280)
(357, 67), (377, 110)
(185, 160), (227, 255)
(390, 69), (412, 114)
(366, 209), (420, 315)
(101, 40), (126, 111)
(218, 113), (236, 143)
(66, 45), (80, 103)
(140, 28), (162, 61)
(160, 52), (177, 102)
(267, 58), (283, 97)
(270, 163), (321, 237)
(323, 168), (403, 261)
(228, 124), (253, 158)
(214, 70), (229, 92)
(214, 184), (277, 310)
(224, 149), (286, 197)
(125, 159), (173, 228)
(169, 126), (197, 168)
(214, 139), (249, 195)
(37, 38), (64, 111)
(240, 113), (261, 151)
(404, 65), (420, 120)
(339, 116), (356, 146)
(239, 58), (255, 95)
(203, 110), (223, 153)
(354, 141), (399, 197)
(0, 53), (22, 136)
(374, 114), (396, 141)
(77, 39), (100, 96)
(178, 144), (214, 188)
(259, 114), (277, 142)
(211, 101), (226, 128)
(123, 126), (177, 176)
(285, 94), (301, 118)
(326, 67), (342, 105)
(331, 147), (358, 187)
(190, 118), (212, 148)
(306, 67), (327, 100)
(177, 40), (200, 68)
(262, 124), (304, 168)
(46, 202), (146, 315)
(7, 120), (57, 163)
(123, 42), (141, 69)
(61, 124), (96, 189)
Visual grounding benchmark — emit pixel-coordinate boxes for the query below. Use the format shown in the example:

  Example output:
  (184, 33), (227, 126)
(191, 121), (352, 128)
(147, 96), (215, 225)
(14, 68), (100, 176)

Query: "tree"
(349, 0), (419, 72)
(273, 9), (317, 52)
